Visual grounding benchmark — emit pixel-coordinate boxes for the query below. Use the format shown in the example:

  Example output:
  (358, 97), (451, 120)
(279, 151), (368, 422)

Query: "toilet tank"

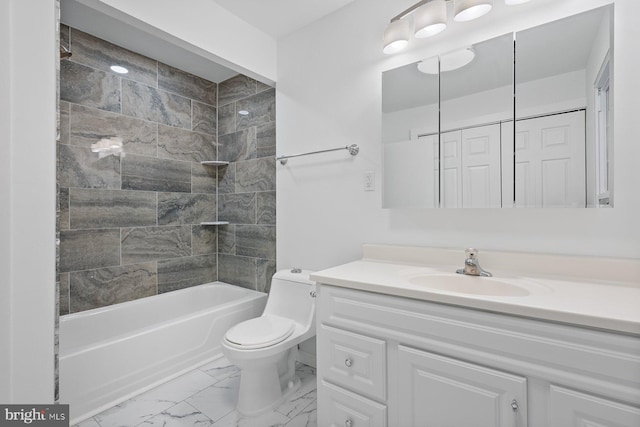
(263, 269), (316, 327)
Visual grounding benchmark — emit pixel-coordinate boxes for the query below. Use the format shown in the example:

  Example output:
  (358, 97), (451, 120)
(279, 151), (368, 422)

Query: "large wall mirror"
(382, 4), (613, 209)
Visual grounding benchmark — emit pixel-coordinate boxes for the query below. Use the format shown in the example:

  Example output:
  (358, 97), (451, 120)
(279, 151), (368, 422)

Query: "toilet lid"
(225, 315), (295, 350)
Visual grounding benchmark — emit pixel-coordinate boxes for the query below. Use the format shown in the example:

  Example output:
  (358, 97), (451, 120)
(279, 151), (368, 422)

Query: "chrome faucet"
(456, 248), (492, 277)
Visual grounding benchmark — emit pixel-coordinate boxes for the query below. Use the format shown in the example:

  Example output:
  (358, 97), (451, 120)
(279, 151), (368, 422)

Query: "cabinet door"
(548, 385), (640, 427)
(396, 345), (527, 427)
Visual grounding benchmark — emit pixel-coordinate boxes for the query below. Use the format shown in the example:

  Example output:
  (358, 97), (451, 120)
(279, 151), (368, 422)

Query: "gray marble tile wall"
(58, 25), (221, 314)
(57, 25), (277, 315)
(217, 75), (277, 293)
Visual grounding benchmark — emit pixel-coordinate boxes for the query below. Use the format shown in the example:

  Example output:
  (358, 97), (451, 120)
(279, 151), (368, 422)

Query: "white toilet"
(222, 269), (316, 416)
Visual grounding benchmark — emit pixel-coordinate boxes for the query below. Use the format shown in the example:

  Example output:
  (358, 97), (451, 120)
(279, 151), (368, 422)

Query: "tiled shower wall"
(217, 76), (277, 293)
(57, 25), (276, 314)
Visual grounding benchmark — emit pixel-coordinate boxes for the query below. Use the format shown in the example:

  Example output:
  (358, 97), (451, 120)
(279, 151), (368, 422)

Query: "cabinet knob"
(345, 418), (353, 427)
(345, 358), (353, 368)
(511, 399), (519, 412)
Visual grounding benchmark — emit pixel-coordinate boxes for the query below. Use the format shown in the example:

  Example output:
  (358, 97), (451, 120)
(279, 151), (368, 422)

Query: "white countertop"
(310, 245), (640, 336)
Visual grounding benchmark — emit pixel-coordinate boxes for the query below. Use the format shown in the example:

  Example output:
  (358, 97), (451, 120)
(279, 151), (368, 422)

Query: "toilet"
(222, 268), (316, 416)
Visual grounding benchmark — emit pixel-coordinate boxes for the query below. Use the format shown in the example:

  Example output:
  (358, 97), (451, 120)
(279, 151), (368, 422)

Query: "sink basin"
(407, 274), (531, 297)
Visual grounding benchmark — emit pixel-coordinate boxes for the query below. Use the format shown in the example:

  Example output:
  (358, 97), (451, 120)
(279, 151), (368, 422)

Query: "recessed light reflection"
(110, 65), (129, 74)
(238, 110), (250, 116)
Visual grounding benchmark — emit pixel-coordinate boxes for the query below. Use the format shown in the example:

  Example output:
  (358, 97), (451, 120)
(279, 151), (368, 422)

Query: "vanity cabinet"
(396, 345), (526, 426)
(316, 284), (640, 427)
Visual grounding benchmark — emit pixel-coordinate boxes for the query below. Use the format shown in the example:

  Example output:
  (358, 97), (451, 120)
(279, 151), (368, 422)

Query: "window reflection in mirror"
(514, 5), (613, 208)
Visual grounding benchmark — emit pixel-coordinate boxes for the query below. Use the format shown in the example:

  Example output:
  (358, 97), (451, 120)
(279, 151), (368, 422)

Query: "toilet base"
(234, 347), (301, 417)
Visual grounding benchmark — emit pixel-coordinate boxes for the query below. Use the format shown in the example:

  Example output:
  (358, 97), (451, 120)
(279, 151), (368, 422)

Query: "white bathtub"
(59, 282), (267, 424)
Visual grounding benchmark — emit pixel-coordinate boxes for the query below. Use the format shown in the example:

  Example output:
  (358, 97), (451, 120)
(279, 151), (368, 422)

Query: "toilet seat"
(224, 315), (295, 350)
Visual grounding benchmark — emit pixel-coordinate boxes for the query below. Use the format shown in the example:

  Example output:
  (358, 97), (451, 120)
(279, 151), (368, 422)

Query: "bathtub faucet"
(456, 248), (492, 277)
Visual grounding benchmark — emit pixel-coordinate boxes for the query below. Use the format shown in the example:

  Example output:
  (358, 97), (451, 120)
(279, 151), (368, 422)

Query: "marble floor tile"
(137, 369), (220, 403)
(137, 401), (214, 427)
(72, 361), (317, 427)
(93, 369), (218, 427)
(185, 372), (240, 423)
(276, 366), (317, 419)
(74, 417), (101, 427)
(198, 357), (240, 382)
(283, 401), (317, 427)
(212, 409), (290, 427)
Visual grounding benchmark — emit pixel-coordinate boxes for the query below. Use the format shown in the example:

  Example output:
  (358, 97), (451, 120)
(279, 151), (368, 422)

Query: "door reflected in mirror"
(514, 5), (612, 208)
(440, 34), (513, 208)
(381, 4), (613, 209)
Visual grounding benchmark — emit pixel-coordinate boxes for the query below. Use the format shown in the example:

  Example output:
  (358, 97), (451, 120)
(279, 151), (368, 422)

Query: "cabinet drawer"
(318, 380), (387, 427)
(318, 324), (386, 401)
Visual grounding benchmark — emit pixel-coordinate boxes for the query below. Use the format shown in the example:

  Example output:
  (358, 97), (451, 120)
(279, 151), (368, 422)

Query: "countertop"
(310, 245), (640, 336)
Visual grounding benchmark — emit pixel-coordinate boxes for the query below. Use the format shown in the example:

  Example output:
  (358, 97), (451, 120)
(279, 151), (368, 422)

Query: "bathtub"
(59, 282), (267, 424)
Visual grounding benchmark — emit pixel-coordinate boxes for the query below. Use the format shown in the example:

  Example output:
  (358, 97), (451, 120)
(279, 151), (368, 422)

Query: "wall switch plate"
(364, 171), (375, 191)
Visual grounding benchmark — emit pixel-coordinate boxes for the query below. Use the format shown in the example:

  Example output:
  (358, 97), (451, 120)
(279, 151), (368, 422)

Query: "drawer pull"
(345, 358), (353, 368)
(345, 418), (353, 427)
(511, 399), (518, 412)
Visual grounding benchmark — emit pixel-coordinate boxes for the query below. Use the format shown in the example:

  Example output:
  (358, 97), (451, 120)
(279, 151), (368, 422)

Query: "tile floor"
(73, 357), (317, 427)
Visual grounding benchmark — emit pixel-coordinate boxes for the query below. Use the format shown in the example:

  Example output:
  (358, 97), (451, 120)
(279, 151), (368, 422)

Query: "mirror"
(514, 6), (613, 208)
(381, 5), (613, 209)
(440, 34), (513, 208)
(382, 59), (439, 208)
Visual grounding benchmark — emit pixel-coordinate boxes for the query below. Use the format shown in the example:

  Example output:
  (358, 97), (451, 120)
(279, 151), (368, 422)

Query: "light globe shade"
(453, 0), (493, 22)
(414, 0), (447, 38)
(383, 19), (411, 54)
(440, 47), (475, 71)
(417, 47), (475, 74)
(505, 0), (530, 4)
(417, 56), (439, 74)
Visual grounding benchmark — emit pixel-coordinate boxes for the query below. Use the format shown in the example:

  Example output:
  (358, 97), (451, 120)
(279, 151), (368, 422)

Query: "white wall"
(276, 0), (640, 272)
(0, 0), (57, 402)
(71, 0), (277, 83)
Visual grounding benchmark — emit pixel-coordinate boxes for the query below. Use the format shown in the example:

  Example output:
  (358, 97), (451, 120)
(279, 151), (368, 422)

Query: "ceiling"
(61, 0), (358, 84)
(211, 0), (358, 39)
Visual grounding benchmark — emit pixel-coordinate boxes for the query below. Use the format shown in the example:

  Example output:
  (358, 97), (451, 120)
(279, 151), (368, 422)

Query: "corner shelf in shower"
(200, 161), (230, 166)
(200, 161), (229, 226)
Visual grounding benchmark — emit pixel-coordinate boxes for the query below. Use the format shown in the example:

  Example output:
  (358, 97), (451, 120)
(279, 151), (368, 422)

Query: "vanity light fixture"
(383, 0), (530, 54)
(383, 18), (412, 54)
(414, 0), (448, 38)
(453, 0), (493, 22)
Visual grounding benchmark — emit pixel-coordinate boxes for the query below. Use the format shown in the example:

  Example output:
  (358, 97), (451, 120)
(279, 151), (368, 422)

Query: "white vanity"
(311, 245), (640, 426)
